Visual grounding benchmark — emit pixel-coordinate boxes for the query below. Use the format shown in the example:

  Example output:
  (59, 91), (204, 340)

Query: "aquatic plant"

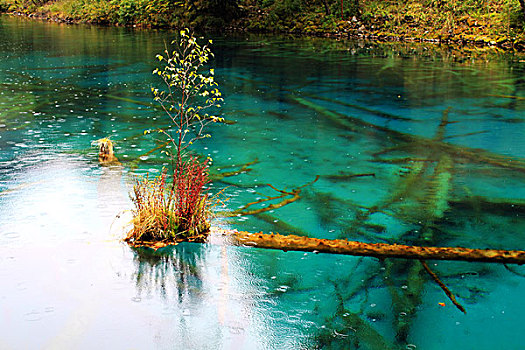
(169, 155), (211, 238)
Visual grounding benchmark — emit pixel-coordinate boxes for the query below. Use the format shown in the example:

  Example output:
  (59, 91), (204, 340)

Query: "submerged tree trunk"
(224, 230), (525, 265)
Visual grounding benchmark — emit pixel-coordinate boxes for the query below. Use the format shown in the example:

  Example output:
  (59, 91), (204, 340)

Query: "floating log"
(225, 230), (525, 265)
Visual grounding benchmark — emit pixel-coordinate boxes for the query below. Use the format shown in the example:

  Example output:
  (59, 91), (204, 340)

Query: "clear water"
(1, 15), (525, 349)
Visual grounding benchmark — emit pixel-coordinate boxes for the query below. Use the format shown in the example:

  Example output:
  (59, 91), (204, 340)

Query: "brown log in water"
(225, 230), (525, 265)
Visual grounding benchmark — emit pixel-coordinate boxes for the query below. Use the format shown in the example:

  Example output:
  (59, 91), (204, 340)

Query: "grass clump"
(126, 157), (211, 245)
(127, 170), (179, 243)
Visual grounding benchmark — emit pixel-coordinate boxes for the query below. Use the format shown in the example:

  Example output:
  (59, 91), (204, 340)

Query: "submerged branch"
(292, 96), (525, 173)
(234, 194), (300, 216)
(323, 172), (376, 182)
(227, 176), (320, 216)
(420, 260), (467, 314)
(210, 159), (259, 181)
(488, 94), (525, 101)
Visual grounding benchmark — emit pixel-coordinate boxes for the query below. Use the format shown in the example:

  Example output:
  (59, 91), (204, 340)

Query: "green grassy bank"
(1, 0), (524, 49)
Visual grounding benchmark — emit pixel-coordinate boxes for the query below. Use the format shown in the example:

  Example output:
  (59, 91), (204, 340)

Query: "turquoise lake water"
(1, 14), (525, 349)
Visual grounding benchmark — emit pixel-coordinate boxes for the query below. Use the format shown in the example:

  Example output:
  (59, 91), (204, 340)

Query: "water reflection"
(131, 244), (205, 303)
(128, 241), (285, 349)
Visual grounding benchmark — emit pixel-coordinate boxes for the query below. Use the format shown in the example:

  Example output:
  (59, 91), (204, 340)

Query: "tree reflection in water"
(131, 243), (206, 303)
(128, 242), (262, 348)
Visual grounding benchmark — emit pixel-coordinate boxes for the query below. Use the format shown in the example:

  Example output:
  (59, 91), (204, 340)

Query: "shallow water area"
(1, 14), (525, 349)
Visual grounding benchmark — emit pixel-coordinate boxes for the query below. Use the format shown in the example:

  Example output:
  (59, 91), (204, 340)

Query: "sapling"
(149, 28), (223, 173)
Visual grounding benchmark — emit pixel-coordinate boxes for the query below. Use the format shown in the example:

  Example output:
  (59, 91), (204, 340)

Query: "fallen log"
(225, 230), (525, 265)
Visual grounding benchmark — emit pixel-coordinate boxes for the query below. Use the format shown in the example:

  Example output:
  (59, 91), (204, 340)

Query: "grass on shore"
(1, 0), (524, 47)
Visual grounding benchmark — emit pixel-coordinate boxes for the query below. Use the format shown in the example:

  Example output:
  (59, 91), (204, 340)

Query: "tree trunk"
(225, 230), (525, 265)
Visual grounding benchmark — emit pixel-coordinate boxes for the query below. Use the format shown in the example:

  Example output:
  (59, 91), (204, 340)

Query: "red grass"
(171, 156), (210, 235)
(127, 156), (210, 243)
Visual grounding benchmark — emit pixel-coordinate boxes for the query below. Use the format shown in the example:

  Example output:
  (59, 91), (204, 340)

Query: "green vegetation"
(1, 0), (524, 48)
(126, 29), (223, 246)
(238, 0), (525, 47)
(0, 0), (239, 28)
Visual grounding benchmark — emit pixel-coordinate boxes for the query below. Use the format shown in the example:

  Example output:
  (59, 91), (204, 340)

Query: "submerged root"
(124, 233), (209, 250)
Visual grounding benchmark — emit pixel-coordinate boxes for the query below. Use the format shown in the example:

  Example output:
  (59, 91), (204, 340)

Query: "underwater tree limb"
(234, 193), (298, 215)
(488, 94), (525, 101)
(420, 260), (467, 314)
(224, 230), (525, 265)
(503, 264), (525, 278)
(209, 159), (259, 181)
(323, 281), (397, 350)
(291, 96), (525, 173)
(384, 259), (424, 343)
(226, 176), (320, 216)
(322, 172), (376, 182)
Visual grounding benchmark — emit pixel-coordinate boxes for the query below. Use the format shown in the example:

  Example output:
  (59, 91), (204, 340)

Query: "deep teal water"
(1, 15), (525, 349)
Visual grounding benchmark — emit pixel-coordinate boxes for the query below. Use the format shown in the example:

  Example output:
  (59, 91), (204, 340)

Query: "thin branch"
(420, 260), (467, 314)
(230, 176), (320, 216)
(504, 264), (525, 278)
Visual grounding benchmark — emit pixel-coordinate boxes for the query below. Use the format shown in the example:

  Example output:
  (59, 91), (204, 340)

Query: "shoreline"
(3, 10), (525, 53)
